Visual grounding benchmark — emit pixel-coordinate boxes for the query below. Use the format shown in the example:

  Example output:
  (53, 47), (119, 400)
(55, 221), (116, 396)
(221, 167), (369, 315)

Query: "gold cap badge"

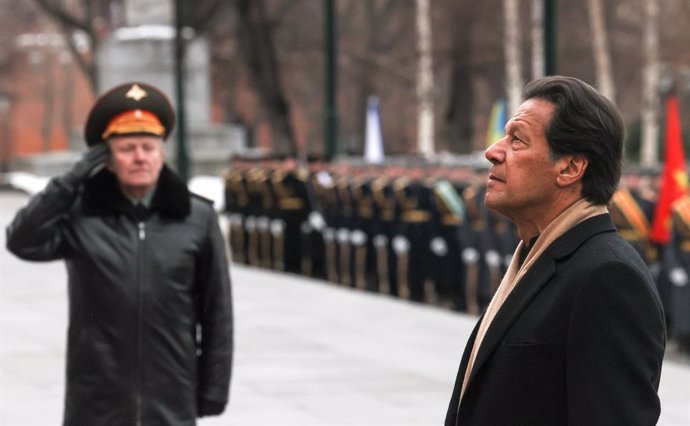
(125, 84), (148, 101)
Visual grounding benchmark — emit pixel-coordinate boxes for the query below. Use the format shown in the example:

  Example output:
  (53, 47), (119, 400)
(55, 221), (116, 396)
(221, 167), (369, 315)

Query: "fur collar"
(81, 165), (191, 219)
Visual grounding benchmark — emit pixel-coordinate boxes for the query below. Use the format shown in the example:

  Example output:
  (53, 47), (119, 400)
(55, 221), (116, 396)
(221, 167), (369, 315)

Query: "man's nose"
(133, 147), (146, 161)
(485, 137), (506, 164)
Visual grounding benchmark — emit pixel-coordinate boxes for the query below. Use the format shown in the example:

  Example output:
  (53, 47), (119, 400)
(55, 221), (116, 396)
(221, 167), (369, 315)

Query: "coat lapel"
(464, 214), (616, 391)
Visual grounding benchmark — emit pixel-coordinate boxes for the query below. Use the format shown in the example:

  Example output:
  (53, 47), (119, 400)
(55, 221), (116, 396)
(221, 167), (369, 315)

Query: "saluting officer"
(6, 82), (233, 424)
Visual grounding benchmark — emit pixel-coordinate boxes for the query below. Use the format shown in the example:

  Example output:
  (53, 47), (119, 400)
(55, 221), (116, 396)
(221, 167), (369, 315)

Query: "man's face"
(107, 136), (165, 197)
(484, 98), (561, 221)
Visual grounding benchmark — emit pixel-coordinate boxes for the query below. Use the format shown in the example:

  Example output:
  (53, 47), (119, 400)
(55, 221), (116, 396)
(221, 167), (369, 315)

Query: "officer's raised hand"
(57, 143), (111, 189)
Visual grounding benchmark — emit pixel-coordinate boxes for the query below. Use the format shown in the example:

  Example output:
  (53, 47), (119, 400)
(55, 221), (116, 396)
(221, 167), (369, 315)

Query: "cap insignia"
(126, 84), (148, 102)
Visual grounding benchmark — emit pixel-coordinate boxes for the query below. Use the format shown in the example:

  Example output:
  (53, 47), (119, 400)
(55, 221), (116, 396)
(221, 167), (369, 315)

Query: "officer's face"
(483, 98), (563, 222)
(107, 136), (165, 198)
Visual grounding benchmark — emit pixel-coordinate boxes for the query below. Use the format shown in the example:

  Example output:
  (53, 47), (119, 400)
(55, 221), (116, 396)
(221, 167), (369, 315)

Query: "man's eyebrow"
(505, 119), (521, 133)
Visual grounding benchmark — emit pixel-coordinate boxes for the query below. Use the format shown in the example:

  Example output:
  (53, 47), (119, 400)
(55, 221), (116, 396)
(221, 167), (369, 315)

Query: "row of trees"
(2, 0), (689, 162)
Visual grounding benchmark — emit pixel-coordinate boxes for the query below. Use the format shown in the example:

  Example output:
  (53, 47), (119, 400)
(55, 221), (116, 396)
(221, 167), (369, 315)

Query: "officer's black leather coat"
(6, 166), (233, 426)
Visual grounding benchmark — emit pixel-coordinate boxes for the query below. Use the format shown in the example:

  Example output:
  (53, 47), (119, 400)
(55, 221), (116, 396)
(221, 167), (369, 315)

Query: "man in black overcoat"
(445, 76), (665, 425)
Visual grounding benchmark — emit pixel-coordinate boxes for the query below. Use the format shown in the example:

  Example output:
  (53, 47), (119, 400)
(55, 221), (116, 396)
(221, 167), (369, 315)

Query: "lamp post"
(543, 0), (557, 76)
(0, 91), (12, 173)
(174, 0), (189, 181)
(324, 0), (338, 159)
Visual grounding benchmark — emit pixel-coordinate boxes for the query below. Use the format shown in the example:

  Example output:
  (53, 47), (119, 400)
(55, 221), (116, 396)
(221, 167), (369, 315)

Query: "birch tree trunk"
(641, 0), (660, 166)
(505, 0), (523, 116)
(587, 0), (616, 102)
(531, 0), (544, 80)
(416, 0), (435, 156)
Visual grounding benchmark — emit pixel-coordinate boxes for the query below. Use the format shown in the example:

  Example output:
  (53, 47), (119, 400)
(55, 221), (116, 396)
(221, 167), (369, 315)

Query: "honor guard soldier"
(245, 164), (273, 268)
(335, 171), (355, 286)
(314, 163), (339, 283)
(481, 208), (519, 298)
(370, 170), (397, 295)
(393, 166), (435, 302)
(666, 194), (690, 354)
(271, 158), (312, 274)
(224, 159), (250, 264)
(609, 186), (657, 265)
(350, 169), (377, 291)
(429, 171), (468, 310)
(460, 179), (489, 314)
(301, 159), (327, 279)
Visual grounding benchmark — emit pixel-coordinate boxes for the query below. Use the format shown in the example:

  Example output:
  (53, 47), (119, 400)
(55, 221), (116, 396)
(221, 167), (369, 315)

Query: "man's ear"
(556, 155), (588, 187)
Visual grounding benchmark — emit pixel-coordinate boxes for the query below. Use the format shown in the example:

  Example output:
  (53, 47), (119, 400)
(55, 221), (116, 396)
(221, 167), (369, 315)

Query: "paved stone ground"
(1, 191), (689, 425)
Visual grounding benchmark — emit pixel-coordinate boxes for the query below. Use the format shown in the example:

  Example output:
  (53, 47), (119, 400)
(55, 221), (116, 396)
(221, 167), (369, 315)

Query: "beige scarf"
(459, 198), (608, 400)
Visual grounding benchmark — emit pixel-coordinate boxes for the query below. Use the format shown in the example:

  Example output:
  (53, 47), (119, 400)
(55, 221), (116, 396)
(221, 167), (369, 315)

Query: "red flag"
(650, 95), (689, 244)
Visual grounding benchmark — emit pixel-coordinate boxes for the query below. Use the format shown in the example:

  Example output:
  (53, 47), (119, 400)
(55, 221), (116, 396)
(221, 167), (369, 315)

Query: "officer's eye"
(117, 145), (136, 153)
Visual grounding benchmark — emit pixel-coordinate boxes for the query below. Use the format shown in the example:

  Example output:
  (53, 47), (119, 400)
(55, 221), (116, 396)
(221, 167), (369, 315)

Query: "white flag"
(365, 96), (385, 164)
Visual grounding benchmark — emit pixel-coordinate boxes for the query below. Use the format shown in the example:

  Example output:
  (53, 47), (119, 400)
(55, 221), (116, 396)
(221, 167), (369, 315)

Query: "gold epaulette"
(441, 214), (461, 225)
(279, 197), (305, 210)
(296, 167), (309, 182)
(371, 177), (388, 192)
(358, 204), (373, 218)
(248, 168), (267, 182)
(672, 196), (690, 225)
(611, 188), (650, 240)
(393, 177), (410, 191)
(271, 169), (287, 184)
(618, 229), (641, 242)
(402, 209), (430, 223)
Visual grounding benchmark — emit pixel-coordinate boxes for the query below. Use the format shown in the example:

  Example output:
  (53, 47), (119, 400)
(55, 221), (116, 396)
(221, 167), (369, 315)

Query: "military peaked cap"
(84, 82), (175, 146)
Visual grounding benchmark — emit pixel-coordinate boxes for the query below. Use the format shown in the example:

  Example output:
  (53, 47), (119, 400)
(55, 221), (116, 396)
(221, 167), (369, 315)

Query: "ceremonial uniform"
(245, 167), (274, 268)
(609, 187), (657, 266)
(666, 195), (690, 352)
(460, 184), (490, 314)
(393, 175), (435, 302)
(351, 174), (377, 291)
(314, 168), (339, 283)
(335, 174), (355, 286)
(371, 175), (397, 295)
(224, 166), (250, 264)
(271, 164), (312, 274)
(429, 177), (467, 309)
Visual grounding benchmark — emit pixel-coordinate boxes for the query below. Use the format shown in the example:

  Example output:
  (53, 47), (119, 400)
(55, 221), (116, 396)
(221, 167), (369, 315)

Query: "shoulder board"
(611, 188), (650, 238)
(672, 195), (690, 224)
(393, 176), (410, 190)
(271, 169), (287, 183)
(296, 167), (309, 181)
